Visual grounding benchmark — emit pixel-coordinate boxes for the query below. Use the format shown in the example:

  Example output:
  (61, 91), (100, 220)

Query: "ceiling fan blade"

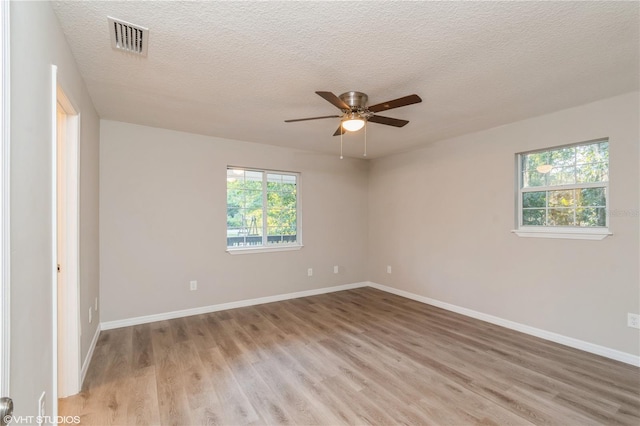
(333, 125), (346, 136)
(368, 94), (422, 113)
(285, 115), (340, 123)
(368, 115), (409, 127)
(316, 91), (351, 110)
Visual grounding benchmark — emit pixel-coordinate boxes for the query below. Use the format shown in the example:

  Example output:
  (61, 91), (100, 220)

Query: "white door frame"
(51, 67), (81, 404)
(0, 0), (11, 401)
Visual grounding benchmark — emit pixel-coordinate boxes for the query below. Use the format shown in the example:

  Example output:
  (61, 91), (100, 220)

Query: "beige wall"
(99, 120), (369, 322)
(10, 0), (100, 415)
(368, 92), (640, 356)
(102, 94), (638, 358)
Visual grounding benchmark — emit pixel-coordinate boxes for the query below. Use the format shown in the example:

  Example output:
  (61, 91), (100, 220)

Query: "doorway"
(54, 83), (80, 400)
(0, 0), (10, 414)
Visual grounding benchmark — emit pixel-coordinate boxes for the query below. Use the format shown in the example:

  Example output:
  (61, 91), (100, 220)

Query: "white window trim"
(226, 167), (302, 254)
(226, 244), (304, 255)
(512, 227), (611, 240)
(513, 139), (611, 240)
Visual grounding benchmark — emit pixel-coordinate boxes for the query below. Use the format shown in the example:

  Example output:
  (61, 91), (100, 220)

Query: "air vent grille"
(108, 17), (148, 56)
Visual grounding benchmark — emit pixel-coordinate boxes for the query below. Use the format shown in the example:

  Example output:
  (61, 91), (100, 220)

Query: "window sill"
(226, 244), (304, 255)
(512, 228), (612, 240)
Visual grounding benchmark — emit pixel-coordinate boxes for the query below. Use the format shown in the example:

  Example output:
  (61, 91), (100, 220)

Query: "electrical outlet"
(95, 297), (98, 311)
(333, 265), (339, 274)
(190, 280), (198, 291)
(307, 268), (313, 277)
(89, 307), (92, 324)
(386, 265), (392, 274)
(628, 313), (640, 329)
(38, 392), (45, 424)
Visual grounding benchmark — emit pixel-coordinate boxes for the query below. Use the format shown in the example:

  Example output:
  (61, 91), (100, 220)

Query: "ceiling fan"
(285, 91), (422, 136)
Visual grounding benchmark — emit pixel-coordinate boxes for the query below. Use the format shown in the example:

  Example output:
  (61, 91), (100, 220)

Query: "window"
(515, 139), (610, 240)
(226, 167), (301, 252)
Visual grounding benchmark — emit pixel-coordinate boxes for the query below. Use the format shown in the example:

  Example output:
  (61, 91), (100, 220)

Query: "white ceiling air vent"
(108, 16), (148, 56)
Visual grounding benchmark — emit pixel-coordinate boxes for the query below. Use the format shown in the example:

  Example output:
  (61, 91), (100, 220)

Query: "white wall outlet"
(386, 265), (392, 274)
(38, 391), (46, 423)
(333, 265), (339, 274)
(628, 313), (640, 329)
(95, 296), (98, 311)
(89, 307), (92, 324)
(190, 280), (198, 291)
(307, 268), (313, 277)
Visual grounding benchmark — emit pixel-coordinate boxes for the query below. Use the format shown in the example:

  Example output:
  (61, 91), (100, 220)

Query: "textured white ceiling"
(51, 1), (639, 159)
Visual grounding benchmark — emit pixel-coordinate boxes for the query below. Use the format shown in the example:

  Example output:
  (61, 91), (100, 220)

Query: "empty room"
(2, 1), (639, 425)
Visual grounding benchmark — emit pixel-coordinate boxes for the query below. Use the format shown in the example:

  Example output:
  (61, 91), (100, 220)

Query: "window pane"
(240, 189), (262, 209)
(548, 208), (574, 226)
(267, 173), (296, 183)
(577, 141), (608, 164)
(522, 209), (545, 226)
(279, 183), (297, 196)
(244, 180), (263, 191)
(576, 162), (608, 183)
(245, 170), (263, 182)
(227, 188), (243, 201)
(245, 216), (262, 236)
(230, 210), (261, 232)
(227, 226), (242, 237)
(227, 208), (242, 228)
(227, 234), (245, 247)
(548, 189), (575, 208)
(267, 174), (297, 242)
(267, 181), (281, 192)
(227, 170), (263, 247)
(266, 173), (282, 184)
(550, 147), (576, 167)
(523, 171), (548, 188)
(267, 225), (284, 236)
(267, 235), (297, 245)
(268, 175), (296, 191)
(281, 209), (297, 230)
(577, 208), (606, 227)
(267, 208), (296, 226)
(577, 187), (606, 207)
(228, 168), (242, 174)
(226, 228), (263, 247)
(268, 193), (296, 210)
(522, 191), (546, 208)
(547, 166), (576, 186)
(523, 152), (550, 172)
(282, 174), (296, 184)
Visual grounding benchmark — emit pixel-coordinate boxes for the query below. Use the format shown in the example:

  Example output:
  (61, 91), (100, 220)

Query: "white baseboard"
(101, 282), (369, 330)
(81, 324), (101, 385)
(99, 280), (639, 367)
(367, 282), (640, 367)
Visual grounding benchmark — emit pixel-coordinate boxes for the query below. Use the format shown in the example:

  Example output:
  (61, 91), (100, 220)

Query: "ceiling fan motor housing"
(339, 92), (368, 110)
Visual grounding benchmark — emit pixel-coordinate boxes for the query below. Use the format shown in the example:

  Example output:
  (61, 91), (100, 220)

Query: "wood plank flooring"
(59, 287), (640, 425)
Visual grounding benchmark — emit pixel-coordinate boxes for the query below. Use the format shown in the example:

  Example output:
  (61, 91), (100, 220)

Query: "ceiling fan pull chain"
(363, 121), (367, 157)
(340, 130), (344, 160)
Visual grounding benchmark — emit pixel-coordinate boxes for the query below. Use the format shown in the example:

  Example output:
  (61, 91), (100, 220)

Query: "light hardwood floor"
(60, 287), (640, 425)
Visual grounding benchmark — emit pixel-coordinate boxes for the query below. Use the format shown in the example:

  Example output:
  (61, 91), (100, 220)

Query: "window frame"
(513, 138), (612, 240)
(226, 166), (303, 254)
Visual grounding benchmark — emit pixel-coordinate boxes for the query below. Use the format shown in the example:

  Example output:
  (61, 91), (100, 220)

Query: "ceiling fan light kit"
(342, 114), (365, 132)
(285, 90), (422, 158)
